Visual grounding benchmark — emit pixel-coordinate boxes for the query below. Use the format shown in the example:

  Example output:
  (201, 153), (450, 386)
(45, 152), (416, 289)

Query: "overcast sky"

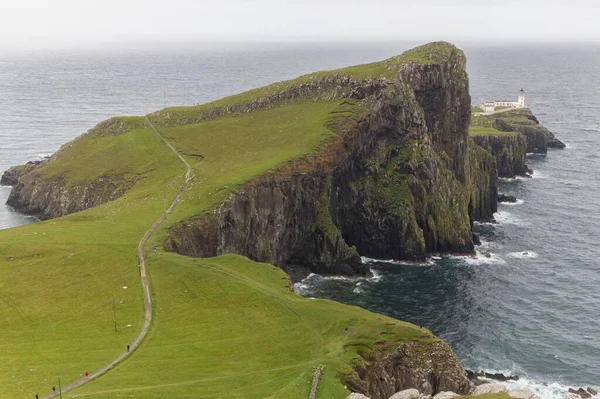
(1, 0), (599, 49)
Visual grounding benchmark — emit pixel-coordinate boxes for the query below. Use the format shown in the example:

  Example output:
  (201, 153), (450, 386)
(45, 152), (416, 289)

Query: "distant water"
(1, 42), (599, 398)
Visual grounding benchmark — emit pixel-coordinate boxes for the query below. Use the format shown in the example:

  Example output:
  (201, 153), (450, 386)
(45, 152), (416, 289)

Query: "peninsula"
(0, 42), (563, 399)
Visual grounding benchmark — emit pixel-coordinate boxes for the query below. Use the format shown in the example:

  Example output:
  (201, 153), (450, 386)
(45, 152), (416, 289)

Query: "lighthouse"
(517, 88), (526, 108)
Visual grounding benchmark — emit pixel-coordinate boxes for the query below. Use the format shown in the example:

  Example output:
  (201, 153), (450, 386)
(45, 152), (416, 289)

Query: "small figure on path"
(127, 344), (130, 352)
(85, 371), (89, 377)
(35, 394), (39, 399)
(52, 386), (56, 392)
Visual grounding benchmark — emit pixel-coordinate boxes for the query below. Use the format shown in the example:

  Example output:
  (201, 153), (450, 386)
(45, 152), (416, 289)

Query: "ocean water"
(1, 42), (599, 397)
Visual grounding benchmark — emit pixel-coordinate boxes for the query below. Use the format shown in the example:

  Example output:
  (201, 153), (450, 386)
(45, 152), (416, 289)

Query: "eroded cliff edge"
(5, 43), (499, 279)
(164, 43), (497, 278)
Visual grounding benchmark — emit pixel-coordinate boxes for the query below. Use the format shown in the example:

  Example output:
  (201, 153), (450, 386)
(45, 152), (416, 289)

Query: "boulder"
(389, 389), (421, 399)
(433, 392), (459, 399)
(587, 388), (598, 396)
(474, 383), (508, 395)
(347, 394), (371, 399)
(508, 388), (540, 399)
(498, 194), (518, 203)
(569, 388), (592, 398)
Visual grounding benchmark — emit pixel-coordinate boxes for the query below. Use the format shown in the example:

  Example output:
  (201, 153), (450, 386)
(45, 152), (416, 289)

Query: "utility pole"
(112, 299), (117, 333)
(57, 376), (63, 399)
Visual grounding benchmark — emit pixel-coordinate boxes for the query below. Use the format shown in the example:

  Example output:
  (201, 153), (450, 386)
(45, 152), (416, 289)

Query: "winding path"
(43, 116), (191, 398)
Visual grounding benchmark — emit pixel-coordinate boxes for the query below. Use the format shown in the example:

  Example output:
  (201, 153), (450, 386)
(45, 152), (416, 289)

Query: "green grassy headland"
(0, 43), (457, 398)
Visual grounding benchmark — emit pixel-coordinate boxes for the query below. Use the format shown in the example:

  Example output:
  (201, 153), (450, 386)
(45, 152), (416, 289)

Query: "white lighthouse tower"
(517, 88), (526, 108)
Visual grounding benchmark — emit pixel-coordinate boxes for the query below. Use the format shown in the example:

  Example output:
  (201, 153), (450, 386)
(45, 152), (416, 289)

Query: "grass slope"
(0, 44), (454, 398)
(0, 99), (429, 398)
(73, 254), (431, 398)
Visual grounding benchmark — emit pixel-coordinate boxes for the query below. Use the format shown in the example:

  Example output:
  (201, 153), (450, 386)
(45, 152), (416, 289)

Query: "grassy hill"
(0, 43), (465, 398)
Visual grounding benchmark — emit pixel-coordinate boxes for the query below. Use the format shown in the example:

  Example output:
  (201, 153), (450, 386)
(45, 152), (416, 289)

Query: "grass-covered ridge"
(0, 42), (462, 398)
(148, 41), (462, 129)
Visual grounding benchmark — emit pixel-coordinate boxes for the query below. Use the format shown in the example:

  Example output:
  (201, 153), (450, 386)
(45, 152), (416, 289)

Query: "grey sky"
(1, 0), (599, 48)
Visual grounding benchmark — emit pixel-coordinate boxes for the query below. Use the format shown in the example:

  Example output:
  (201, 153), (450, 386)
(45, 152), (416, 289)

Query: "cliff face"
(493, 109), (565, 154)
(7, 175), (132, 220)
(346, 341), (471, 399)
(166, 43), (497, 278)
(471, 134), (528, 178)
(1, 161), (45, 186)
(468, 140), (498, 222)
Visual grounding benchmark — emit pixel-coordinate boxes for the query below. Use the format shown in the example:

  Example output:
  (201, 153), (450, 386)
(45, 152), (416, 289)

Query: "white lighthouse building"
(480, 89), (526, 113)
(517, 88), (526, 107)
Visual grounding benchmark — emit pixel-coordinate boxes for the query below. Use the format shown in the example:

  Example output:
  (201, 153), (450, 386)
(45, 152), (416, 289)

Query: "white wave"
(476, 368), (599, 399)
(530, 170), (546, 179)
(500, 199), (524, 206)
(361, 256), (434, 267)
(494, 211), (529, 226)
(36, 153), (52, 159)
(352, 286), (363, 294)
(507, 251), (539, 259)
(456, 251), (506, 265)
(368, 268), (382, 282)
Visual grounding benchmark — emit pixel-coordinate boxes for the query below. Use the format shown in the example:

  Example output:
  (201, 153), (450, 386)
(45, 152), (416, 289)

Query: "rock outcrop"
(492, 109), (565, 154)
(345, 341), (471, 399)
(1, 160), (45, 186)
(7, 174), (133, 220)
(166, 43), (498, 277)
(471, 133), (529, 178)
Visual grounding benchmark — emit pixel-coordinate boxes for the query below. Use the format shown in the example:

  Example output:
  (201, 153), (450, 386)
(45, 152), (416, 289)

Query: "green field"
(0, 90), (438, 397)
(468, 125), (516, 137)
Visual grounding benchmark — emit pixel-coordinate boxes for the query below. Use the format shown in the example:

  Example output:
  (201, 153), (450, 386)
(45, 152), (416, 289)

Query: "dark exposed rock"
(346, 341), (471, 399)
(470, 133), (528, 178)
(472, 233), (482, 246)
(569, 388), (592, 398)
(166, 44), (498, 277)
(466, 369), (520, 386)
(7, 174), (133, 220)
(493, 109), (565, 154)
(1, 160), (45, 186)
(498, 194), (518, 203)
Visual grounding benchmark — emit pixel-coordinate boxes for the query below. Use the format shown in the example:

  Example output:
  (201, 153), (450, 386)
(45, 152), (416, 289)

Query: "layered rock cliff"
(5, 42), (499, 278)
(165, 42), (497, 278)
(346, 341), (471, 399)
(480, 109), (565, 154)
(470, 133), (528, 178)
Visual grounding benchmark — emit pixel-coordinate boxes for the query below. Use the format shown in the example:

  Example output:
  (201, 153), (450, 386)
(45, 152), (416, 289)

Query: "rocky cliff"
(5, 118), (145, 219)
(165, 42), (497, 278)
(485, 109), (565, 154)
(470, 134), (529, 178)
(5, 42), (499, 278)
(1, 160), (45, 186)
(346, 340), (471, 399)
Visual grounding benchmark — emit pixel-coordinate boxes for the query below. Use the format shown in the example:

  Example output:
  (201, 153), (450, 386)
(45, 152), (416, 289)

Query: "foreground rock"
(509, 389), (540, 399)
(474, 383), (508, 395)
(568, 388), (593, 398)
(347, 394), (371, 399)
(388, 389), (421, 399)
(346, 341), (470, 399)
(432, 392), (459, 399)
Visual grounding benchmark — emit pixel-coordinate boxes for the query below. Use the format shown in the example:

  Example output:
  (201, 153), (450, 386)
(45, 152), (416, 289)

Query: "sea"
(1, 42), (598, 398)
